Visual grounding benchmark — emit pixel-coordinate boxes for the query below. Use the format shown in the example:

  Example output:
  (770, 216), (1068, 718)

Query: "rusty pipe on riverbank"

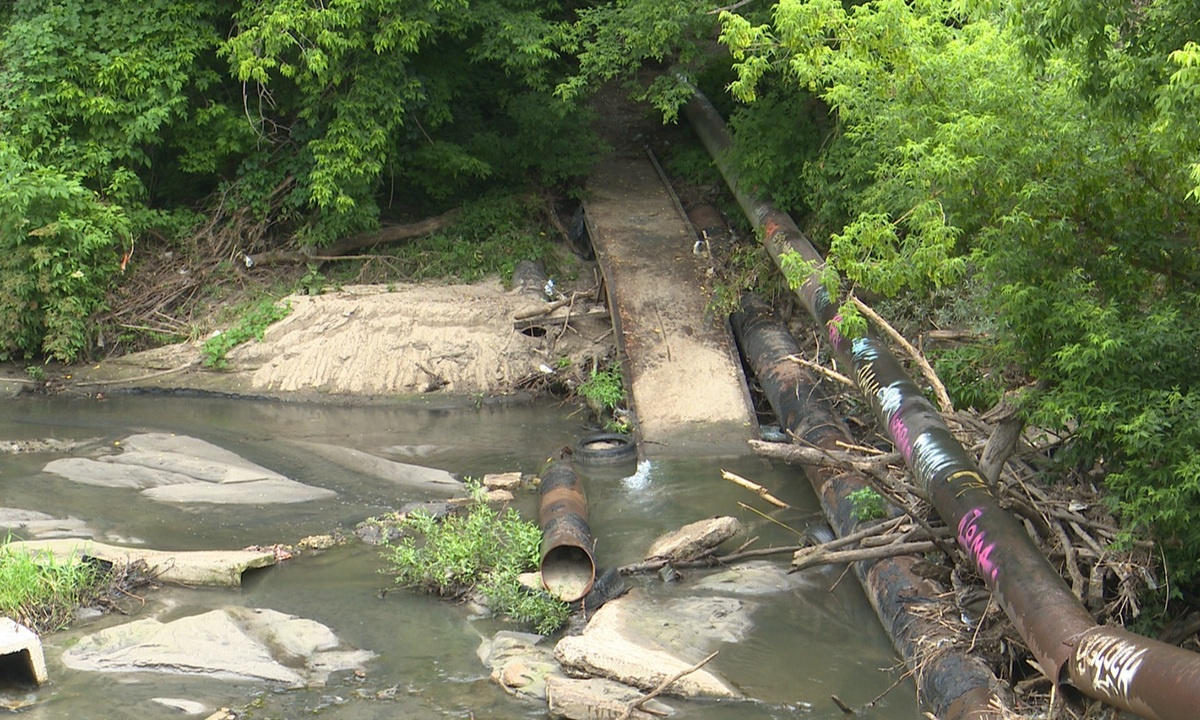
(731, 293), (1004, 720)
(538, 462), (596, 603)
(685, 86), (1200, 720)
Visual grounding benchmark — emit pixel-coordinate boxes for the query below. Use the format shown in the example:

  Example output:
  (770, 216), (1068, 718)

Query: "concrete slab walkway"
(582, 149), (756, 456)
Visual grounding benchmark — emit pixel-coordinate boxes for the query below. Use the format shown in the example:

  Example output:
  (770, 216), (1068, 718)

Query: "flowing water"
(0, 393), (924, 719)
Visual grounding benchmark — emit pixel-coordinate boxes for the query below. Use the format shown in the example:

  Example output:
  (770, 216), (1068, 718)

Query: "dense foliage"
(0, 0), (597, 361)
(721, 0), (1200, 594)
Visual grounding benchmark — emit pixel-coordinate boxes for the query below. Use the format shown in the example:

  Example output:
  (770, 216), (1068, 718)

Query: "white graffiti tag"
(1074, 633), (1148, 703)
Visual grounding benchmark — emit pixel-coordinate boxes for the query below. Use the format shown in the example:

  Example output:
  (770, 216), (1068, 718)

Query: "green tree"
(0, 1), (601, 361)
(721, 0), (1200, 591)
(0, 0), (228, 360)
(220, 0), (597, 244)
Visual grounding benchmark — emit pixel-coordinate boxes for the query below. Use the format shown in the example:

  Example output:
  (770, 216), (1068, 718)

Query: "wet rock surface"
(41, 432), (337, 504)
(3, 539), (277, 587)
(644, 516), (742, 562)
(0, 508), (93, 539)
(61, 606), (374, 686)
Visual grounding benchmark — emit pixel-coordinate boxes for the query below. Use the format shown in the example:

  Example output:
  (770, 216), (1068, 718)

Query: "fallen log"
(791, 541), (941, 572)
(243, 208), (460, 268)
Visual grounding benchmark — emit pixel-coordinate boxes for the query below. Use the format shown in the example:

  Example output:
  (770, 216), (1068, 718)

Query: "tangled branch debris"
(739, 320), (1163, 720)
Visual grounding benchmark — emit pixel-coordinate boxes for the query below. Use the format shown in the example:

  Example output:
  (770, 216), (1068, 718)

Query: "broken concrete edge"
(0, 616), (48, 686)
(1, 539), (276, 588)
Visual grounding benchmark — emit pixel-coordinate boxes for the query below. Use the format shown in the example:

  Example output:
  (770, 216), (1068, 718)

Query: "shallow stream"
(1, 393), (924, 719)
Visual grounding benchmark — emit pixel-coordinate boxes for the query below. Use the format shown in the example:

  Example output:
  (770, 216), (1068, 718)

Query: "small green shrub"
(201, 298), (291, 369)
(383, 482), (569, 635)
(848, 488), (887, 522)
(0, 539), (104, 633)
(384, 194), (557, 283)
(578, 365), (624, 414)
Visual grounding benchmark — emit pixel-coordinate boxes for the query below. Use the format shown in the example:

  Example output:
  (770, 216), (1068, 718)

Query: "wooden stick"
(830, 694), (854, 714)
(784, 353), (856, 388)
(1052, 519), (1086, 601)
(748, 439), (902, 473)
(73, 360), (199, 388)
(737, 502), (803, 536)
(616, 544), (802, 575)
(809, 516), (907, 552)
(721, 469), (791, 508)
(791, 540), (940, 572)
(615, 651), (719, 720)
(850, 294), (955, 415)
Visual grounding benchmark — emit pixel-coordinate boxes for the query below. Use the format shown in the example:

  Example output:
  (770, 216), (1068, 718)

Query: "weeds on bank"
(383, 194), (558, 283)
(381, 482), (569, 635)
(578, 363), (630, 433)
(0, 539), (104, 633)
(201, 298), (292, 369)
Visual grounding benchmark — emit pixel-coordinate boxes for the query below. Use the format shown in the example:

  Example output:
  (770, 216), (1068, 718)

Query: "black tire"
(574, 432), (637, 466)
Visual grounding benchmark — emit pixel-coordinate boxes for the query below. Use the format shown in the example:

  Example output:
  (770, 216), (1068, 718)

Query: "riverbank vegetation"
(382, 483), (570, 635)
(2, 0), (1198, 660)
(0, 541), (106, 633)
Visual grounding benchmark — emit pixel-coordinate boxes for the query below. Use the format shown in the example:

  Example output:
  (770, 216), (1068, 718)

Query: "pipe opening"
(0, 649), (39, 688)
(541, 544), (596, 603)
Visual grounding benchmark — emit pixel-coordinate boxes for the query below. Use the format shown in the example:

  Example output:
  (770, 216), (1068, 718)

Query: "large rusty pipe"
(538, 462), (596, 603)
(732, 293), (1003, 720)
(685, 87), (1200, 719)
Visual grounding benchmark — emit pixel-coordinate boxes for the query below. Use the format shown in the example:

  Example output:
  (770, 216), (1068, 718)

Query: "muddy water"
(1, 394), (923, 719)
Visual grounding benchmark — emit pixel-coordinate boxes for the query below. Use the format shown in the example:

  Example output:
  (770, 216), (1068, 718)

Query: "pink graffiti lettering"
(957, 507), (999, 581)
(828, 314), (843, 347)
(888, 413), (914, 462)
(1073, 633), (1147, 703)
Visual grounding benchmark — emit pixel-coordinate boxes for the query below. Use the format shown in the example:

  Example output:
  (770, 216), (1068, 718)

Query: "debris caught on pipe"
(731, 293), (1006, 720)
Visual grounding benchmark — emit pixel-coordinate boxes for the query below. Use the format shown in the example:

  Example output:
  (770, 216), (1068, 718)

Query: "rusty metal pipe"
(686, 86), (1200, 720)
(732, 293), (1004, 720)
(538, 462), (596, 603)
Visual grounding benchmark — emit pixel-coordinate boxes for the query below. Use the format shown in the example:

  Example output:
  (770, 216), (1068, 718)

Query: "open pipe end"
(541, 544), (596, 603)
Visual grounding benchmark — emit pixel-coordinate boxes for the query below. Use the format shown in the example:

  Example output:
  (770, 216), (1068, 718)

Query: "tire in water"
(574, 432), (637, 466)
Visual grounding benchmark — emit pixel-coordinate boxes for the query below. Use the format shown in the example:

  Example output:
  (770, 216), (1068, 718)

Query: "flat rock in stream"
(42, 432), (335, 504)
(4, 539), (276, 587)
(644, 516), (742, 562)
(477, 631), (677, 719)
(692, 560), (818, 596)
(61, 607), (374, 686)
(0, 508), (92, 539)
(553, 590), (750, 698)
(287, 441), (462, 492)
(476, 631), (564, 702)
(545, 676), (675, 720)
